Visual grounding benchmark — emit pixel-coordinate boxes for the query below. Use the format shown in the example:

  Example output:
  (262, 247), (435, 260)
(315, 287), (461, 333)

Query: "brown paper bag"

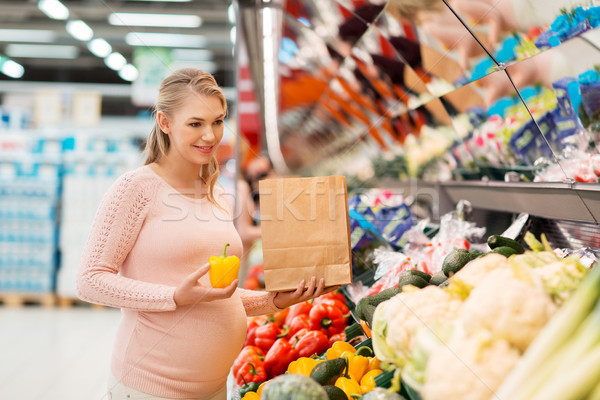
(259, 176), (353, 291)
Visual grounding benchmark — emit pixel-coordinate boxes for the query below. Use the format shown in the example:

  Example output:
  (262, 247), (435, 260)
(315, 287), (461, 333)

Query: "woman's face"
(158, 92), (225, 167)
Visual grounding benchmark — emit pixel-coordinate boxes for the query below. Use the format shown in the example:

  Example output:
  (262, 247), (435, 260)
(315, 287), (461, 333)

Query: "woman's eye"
(214, 120), (224, 126)
(190, 122), (201, 127)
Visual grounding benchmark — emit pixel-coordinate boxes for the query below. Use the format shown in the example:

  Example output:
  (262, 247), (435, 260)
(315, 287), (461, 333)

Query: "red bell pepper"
(294, 330), (329, 358)
(315, 291), (347, 305)
(309, 304), (346, 337)
(328, 332), (346, 347)
(287, 314), (310, 337)
(285, 301), (313, 325)
(254, 322), (289, 351)
(236, 362), (267, 386)
(289, 328), (309, 347)
(267, 308), (289, 325)
(314, 297), (350, 316)
(244, 320), (261, 347)
(233, 346), (265, 379)
(264, 338), (297, 378)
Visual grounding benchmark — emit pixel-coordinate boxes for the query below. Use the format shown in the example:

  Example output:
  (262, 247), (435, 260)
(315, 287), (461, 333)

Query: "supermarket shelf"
(368, 179), (600, 223)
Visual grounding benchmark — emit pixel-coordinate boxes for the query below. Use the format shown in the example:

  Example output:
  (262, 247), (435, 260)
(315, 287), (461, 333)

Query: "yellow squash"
(208, 243), (240, 288)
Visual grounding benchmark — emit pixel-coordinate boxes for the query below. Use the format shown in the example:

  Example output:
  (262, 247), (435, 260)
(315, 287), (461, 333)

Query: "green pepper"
(238, 381), (261, 397)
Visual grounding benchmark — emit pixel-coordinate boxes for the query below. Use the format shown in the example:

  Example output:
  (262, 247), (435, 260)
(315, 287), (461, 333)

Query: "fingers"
(188, 263), (210, 283)
(207, 279), (238, 301)
(305, 276), (317, 296)
(312, 278), (326, 298)
(293, 280), (305, 298)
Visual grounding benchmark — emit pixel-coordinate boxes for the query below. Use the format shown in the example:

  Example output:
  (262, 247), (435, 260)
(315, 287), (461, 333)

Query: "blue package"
(510, 117), (553, 164)
(552, 77), (579, 115)
(374, 204), (414, 249)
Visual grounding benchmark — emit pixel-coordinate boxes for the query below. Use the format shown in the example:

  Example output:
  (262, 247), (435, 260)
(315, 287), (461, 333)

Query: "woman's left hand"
(273, 277), (341, 309)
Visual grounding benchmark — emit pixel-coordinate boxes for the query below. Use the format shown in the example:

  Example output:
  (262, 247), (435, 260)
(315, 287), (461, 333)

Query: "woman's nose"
(202, 127), (215, 142)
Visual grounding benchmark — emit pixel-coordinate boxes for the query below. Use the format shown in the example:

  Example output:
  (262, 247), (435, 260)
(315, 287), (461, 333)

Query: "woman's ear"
(157, 111), (170, 134)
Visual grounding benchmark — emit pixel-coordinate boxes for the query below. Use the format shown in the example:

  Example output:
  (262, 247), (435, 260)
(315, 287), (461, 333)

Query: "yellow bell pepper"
(287, 357), (322, 376)
(359, 368), (382, 393)
(208, 243), (240, 288)
(326, 341), (356, 360)
(335, 376), (362, 399)
(257, 381), (267, 396)
(341, 351), (370, 382)
(367, 356), (381, 372)
(241, 392), (260, 400)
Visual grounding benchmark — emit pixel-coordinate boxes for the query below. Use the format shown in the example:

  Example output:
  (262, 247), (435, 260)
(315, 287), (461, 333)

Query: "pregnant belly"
(127, 295), (247, 383)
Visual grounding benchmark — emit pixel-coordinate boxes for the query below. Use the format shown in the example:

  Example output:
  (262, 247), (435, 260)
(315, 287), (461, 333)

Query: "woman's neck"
(151, 158), (207, 198)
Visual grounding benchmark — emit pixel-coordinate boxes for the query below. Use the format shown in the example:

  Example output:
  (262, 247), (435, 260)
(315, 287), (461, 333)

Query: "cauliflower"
(458, 267), (557, 352)
(422, 331), (521, 400)
(451, 253), (509, 288)
(371, 285), (463, 367)
(528, 258), (588, 304)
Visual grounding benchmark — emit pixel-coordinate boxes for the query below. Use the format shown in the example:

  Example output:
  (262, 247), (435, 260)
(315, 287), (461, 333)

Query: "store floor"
(0, 306), (120, 400)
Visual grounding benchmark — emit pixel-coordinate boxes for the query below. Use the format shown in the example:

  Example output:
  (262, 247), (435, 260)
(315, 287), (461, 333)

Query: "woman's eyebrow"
(189, 113), (225, 121)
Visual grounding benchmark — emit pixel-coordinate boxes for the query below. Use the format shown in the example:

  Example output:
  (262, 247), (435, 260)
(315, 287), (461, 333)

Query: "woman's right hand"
(174, 263), (238, 306)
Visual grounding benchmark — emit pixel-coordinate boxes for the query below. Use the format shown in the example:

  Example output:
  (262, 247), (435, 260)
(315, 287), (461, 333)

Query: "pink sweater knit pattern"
(77, 165), (280, 398)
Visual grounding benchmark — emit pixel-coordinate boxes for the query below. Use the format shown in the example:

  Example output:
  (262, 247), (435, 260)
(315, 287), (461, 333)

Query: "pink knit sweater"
(77, 165), (281, 398)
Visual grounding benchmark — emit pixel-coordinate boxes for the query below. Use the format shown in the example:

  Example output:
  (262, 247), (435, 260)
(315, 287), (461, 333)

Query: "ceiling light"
(38, 0), (69, 20)
(0, 57), (24, 79)
(0, 29), (56, 43)
(125, 32), (207, 48)
(5, 44), (78, 59)
(128, 0), (192, 2)
(66, 20), (93, 41)
(230, 26), (236, 44)
(171, 49), (213, 61)
(87, 38), (112, 58)
(108, 13), (201, 28)
(228, 4), (236, 24)
(105, 52), (127, 70)
(119, 64), (139, 82)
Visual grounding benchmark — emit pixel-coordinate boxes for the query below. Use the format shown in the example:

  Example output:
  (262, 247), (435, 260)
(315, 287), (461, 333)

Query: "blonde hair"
(385, 0), (444, 21)
(144, 68), (227, 208)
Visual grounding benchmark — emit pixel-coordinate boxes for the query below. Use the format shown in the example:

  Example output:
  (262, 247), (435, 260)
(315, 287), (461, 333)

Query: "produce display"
(233, 225), (598, 399)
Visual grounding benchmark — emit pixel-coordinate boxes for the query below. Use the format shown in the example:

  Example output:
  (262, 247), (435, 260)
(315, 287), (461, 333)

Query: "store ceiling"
(0, 0), (234, 85)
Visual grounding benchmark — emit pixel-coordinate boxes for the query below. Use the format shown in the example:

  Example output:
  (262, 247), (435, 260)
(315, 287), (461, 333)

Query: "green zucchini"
(487, 235), (524, 254)
(491, 246), (518, 257)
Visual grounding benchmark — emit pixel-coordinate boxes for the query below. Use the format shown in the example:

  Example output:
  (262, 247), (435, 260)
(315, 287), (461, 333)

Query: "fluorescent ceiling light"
(87, 38), (112, 58)
(66, 20), (93, 41)
(171, 49), (213, 61)
(128, 0), (192, 2)
(0, 29), (56, 43)
(0, 58), (24, 79)
(108, 13), (201, 28)
(119, 64), (139, 82)
(5, 44), (78, 59)
(125, 32), (207, 48)
(38, 0), (69, 20)
(228, 4), (236, 24)
(230, 26), (236, 44)
(105, 52), (127, 70)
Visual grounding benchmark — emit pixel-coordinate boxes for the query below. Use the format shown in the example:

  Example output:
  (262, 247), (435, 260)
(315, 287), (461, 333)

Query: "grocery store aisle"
(0, 306), (121, 400)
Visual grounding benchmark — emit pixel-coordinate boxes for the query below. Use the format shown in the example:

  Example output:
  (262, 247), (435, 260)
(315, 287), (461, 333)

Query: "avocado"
(309, 358), (347, 386)
(441, 249), (482, 277)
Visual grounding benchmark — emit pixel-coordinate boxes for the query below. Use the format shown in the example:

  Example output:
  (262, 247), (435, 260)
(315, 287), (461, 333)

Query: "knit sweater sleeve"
(238, 289), (285, 316)
(76, 170), (177, 311)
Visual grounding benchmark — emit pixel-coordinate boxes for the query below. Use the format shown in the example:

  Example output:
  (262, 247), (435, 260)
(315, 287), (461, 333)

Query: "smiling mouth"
(194, 145), (213, 151)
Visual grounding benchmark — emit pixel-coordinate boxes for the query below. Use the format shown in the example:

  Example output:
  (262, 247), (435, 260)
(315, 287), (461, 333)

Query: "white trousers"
(107, 375), (228, 400)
